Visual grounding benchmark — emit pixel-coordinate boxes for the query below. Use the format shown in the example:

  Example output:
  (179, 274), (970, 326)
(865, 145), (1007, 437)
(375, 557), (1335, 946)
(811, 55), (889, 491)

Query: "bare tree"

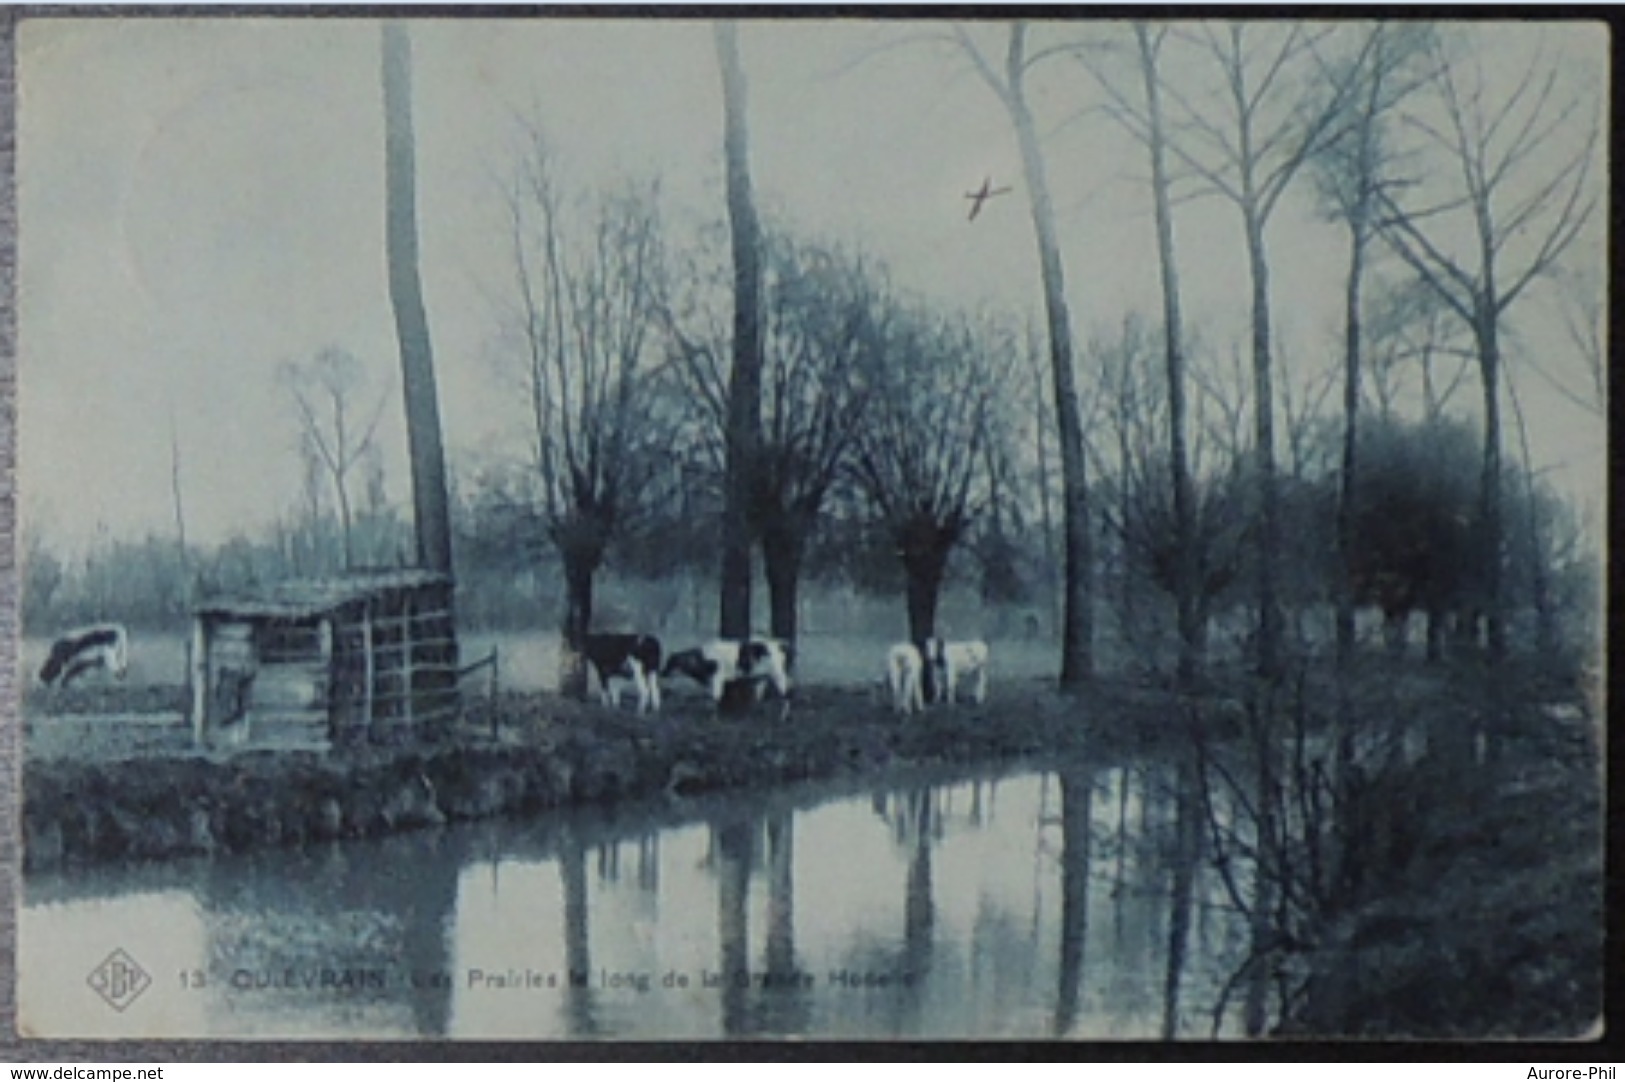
(1078, 23), (1204, 684)
(1359, 276), (1473, 422)
(503, 142), (669, 697)
(168, 406), (191, 590)
(953, 21), (1094, 688)
(1307, 24), (1435, 677)
(1160, 22), (1364, 678)
(1096, 318), (1248, 670)
(715, 20), (765, 640)
(278, 348), (389, 571)
(1543, 263), (1605, 417)
(1374, 28), (1599, 660)
(1147, 26), (1368, 1034)
(853, 307), (1005, 642)
(382, 21), (454, 577)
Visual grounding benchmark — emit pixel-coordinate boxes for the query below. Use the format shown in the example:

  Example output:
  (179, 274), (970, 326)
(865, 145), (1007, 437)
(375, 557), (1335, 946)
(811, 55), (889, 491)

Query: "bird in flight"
(965, 176), (1012, 221)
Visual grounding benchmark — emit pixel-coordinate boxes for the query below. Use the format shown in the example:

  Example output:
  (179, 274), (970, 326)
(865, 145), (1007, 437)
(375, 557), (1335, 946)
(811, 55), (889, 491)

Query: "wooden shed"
(189, 569), (460, 750)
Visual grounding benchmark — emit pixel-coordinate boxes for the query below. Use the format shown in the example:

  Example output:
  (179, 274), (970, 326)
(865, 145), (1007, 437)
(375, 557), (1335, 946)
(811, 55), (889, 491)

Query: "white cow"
(921, 638), (989, 705)
(886, 642), (925, 715)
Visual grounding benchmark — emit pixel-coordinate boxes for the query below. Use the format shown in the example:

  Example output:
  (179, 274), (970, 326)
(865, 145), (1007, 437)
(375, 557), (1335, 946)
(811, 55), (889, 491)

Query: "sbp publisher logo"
(87, 949), (151, 1011)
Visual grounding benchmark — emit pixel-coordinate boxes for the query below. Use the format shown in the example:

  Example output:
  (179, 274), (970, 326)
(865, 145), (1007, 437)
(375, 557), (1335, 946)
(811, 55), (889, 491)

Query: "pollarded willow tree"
(502, 138), (671, 697)
(1092, 317), (1250, 667)
(665, 230), (886, 644)
(852, 306), (1010, 643)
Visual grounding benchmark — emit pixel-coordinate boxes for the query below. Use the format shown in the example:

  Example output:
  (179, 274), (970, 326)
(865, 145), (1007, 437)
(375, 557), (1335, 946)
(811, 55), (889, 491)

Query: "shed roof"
(194, 568), (452, 620)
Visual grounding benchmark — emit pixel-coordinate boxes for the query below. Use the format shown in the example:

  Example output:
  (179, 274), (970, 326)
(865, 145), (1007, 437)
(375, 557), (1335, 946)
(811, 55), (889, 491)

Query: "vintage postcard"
(12, 15), (1606, 1042)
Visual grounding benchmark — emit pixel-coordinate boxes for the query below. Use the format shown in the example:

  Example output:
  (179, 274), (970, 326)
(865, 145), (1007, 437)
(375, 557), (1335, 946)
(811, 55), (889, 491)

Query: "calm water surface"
(21, 759), (1250, 1040)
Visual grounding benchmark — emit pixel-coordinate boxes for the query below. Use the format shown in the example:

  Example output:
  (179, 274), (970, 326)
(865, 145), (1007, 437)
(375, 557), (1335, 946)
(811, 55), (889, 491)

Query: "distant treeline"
(19, 486), (1049, 639)
(22, 413), (1598, 675)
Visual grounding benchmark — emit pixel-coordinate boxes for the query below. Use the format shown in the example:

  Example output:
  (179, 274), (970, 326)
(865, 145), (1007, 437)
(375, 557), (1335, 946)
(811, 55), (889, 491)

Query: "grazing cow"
(584, 633), (663, 714)
(39, 623), (129, 688)
(662, 638), (793, 709)
(919, 638), (989, 705)
(886, 642), (925, 716)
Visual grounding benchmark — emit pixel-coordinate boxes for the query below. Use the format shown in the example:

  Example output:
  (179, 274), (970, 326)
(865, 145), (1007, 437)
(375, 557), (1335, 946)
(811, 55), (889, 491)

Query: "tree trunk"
(1116, 419), (1137, 647)
(1336, 227), (1364, 669)
(336, 481), (354, 571)
(1508, 371), (1555, 661)
(1335, 218), (1367, 781)
(1244, 209), (1283, 679)
(381, 22), (453, 576)
(1383, 609), (1407, 659)
(1474, 305), (1506, 662)
(1137, 24), (1199, 689)
(559, 547), (598, 700)
(715, 20), (763, 640)
(1008, 27), (1092, 689)
(1426, 604), (1447, 663)
(169, 411), (190, 579)
(761, 522), (803, 644)
(1032, 345), (1060, 636)
(902, 545), (950, 644)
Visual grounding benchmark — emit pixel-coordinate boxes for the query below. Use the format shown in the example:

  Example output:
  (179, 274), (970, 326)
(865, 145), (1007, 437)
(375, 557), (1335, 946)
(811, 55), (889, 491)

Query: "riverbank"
(21, 660), (1603, 1038)
(21, 678), (1198, 872)
(1272, 678), (1604, 1040)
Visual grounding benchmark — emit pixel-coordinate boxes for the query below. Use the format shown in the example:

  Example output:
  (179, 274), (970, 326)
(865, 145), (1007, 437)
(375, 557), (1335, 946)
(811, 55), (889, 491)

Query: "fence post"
(489, 646), (500, 741)
(189, 616), (210, 748)
(361, 605), (375, 736)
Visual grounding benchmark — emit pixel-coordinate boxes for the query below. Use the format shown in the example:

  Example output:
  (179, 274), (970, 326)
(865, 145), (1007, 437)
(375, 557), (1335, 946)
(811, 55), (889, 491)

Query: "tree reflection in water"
(1053, 761), (1093, 1037)
(713, 816), (752, 1037)
(26, 761), (1255, 1040)
(559, 831), (597, 1036)
(1162, 749), (1202, 1039)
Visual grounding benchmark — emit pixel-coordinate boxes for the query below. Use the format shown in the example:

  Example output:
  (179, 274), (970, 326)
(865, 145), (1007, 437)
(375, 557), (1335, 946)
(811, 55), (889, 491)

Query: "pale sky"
(16, 17), (1608, 552)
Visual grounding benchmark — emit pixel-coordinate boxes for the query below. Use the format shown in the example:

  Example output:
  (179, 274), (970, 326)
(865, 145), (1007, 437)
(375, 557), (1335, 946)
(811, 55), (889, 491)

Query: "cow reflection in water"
(594, 834), (661, 897)
(857, 787), (938, 1034)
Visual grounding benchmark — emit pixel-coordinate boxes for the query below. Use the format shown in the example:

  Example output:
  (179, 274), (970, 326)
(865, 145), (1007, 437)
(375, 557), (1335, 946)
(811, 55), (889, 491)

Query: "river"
(20, 758), (1251, 1040)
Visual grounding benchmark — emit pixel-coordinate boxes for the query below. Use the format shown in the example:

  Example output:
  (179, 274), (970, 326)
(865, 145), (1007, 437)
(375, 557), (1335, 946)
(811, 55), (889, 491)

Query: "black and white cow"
(584, 633), (663, 714)
(39, 623), (129, 688)
(918, 637), (989, 705)
(662, 638), (793, 709)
